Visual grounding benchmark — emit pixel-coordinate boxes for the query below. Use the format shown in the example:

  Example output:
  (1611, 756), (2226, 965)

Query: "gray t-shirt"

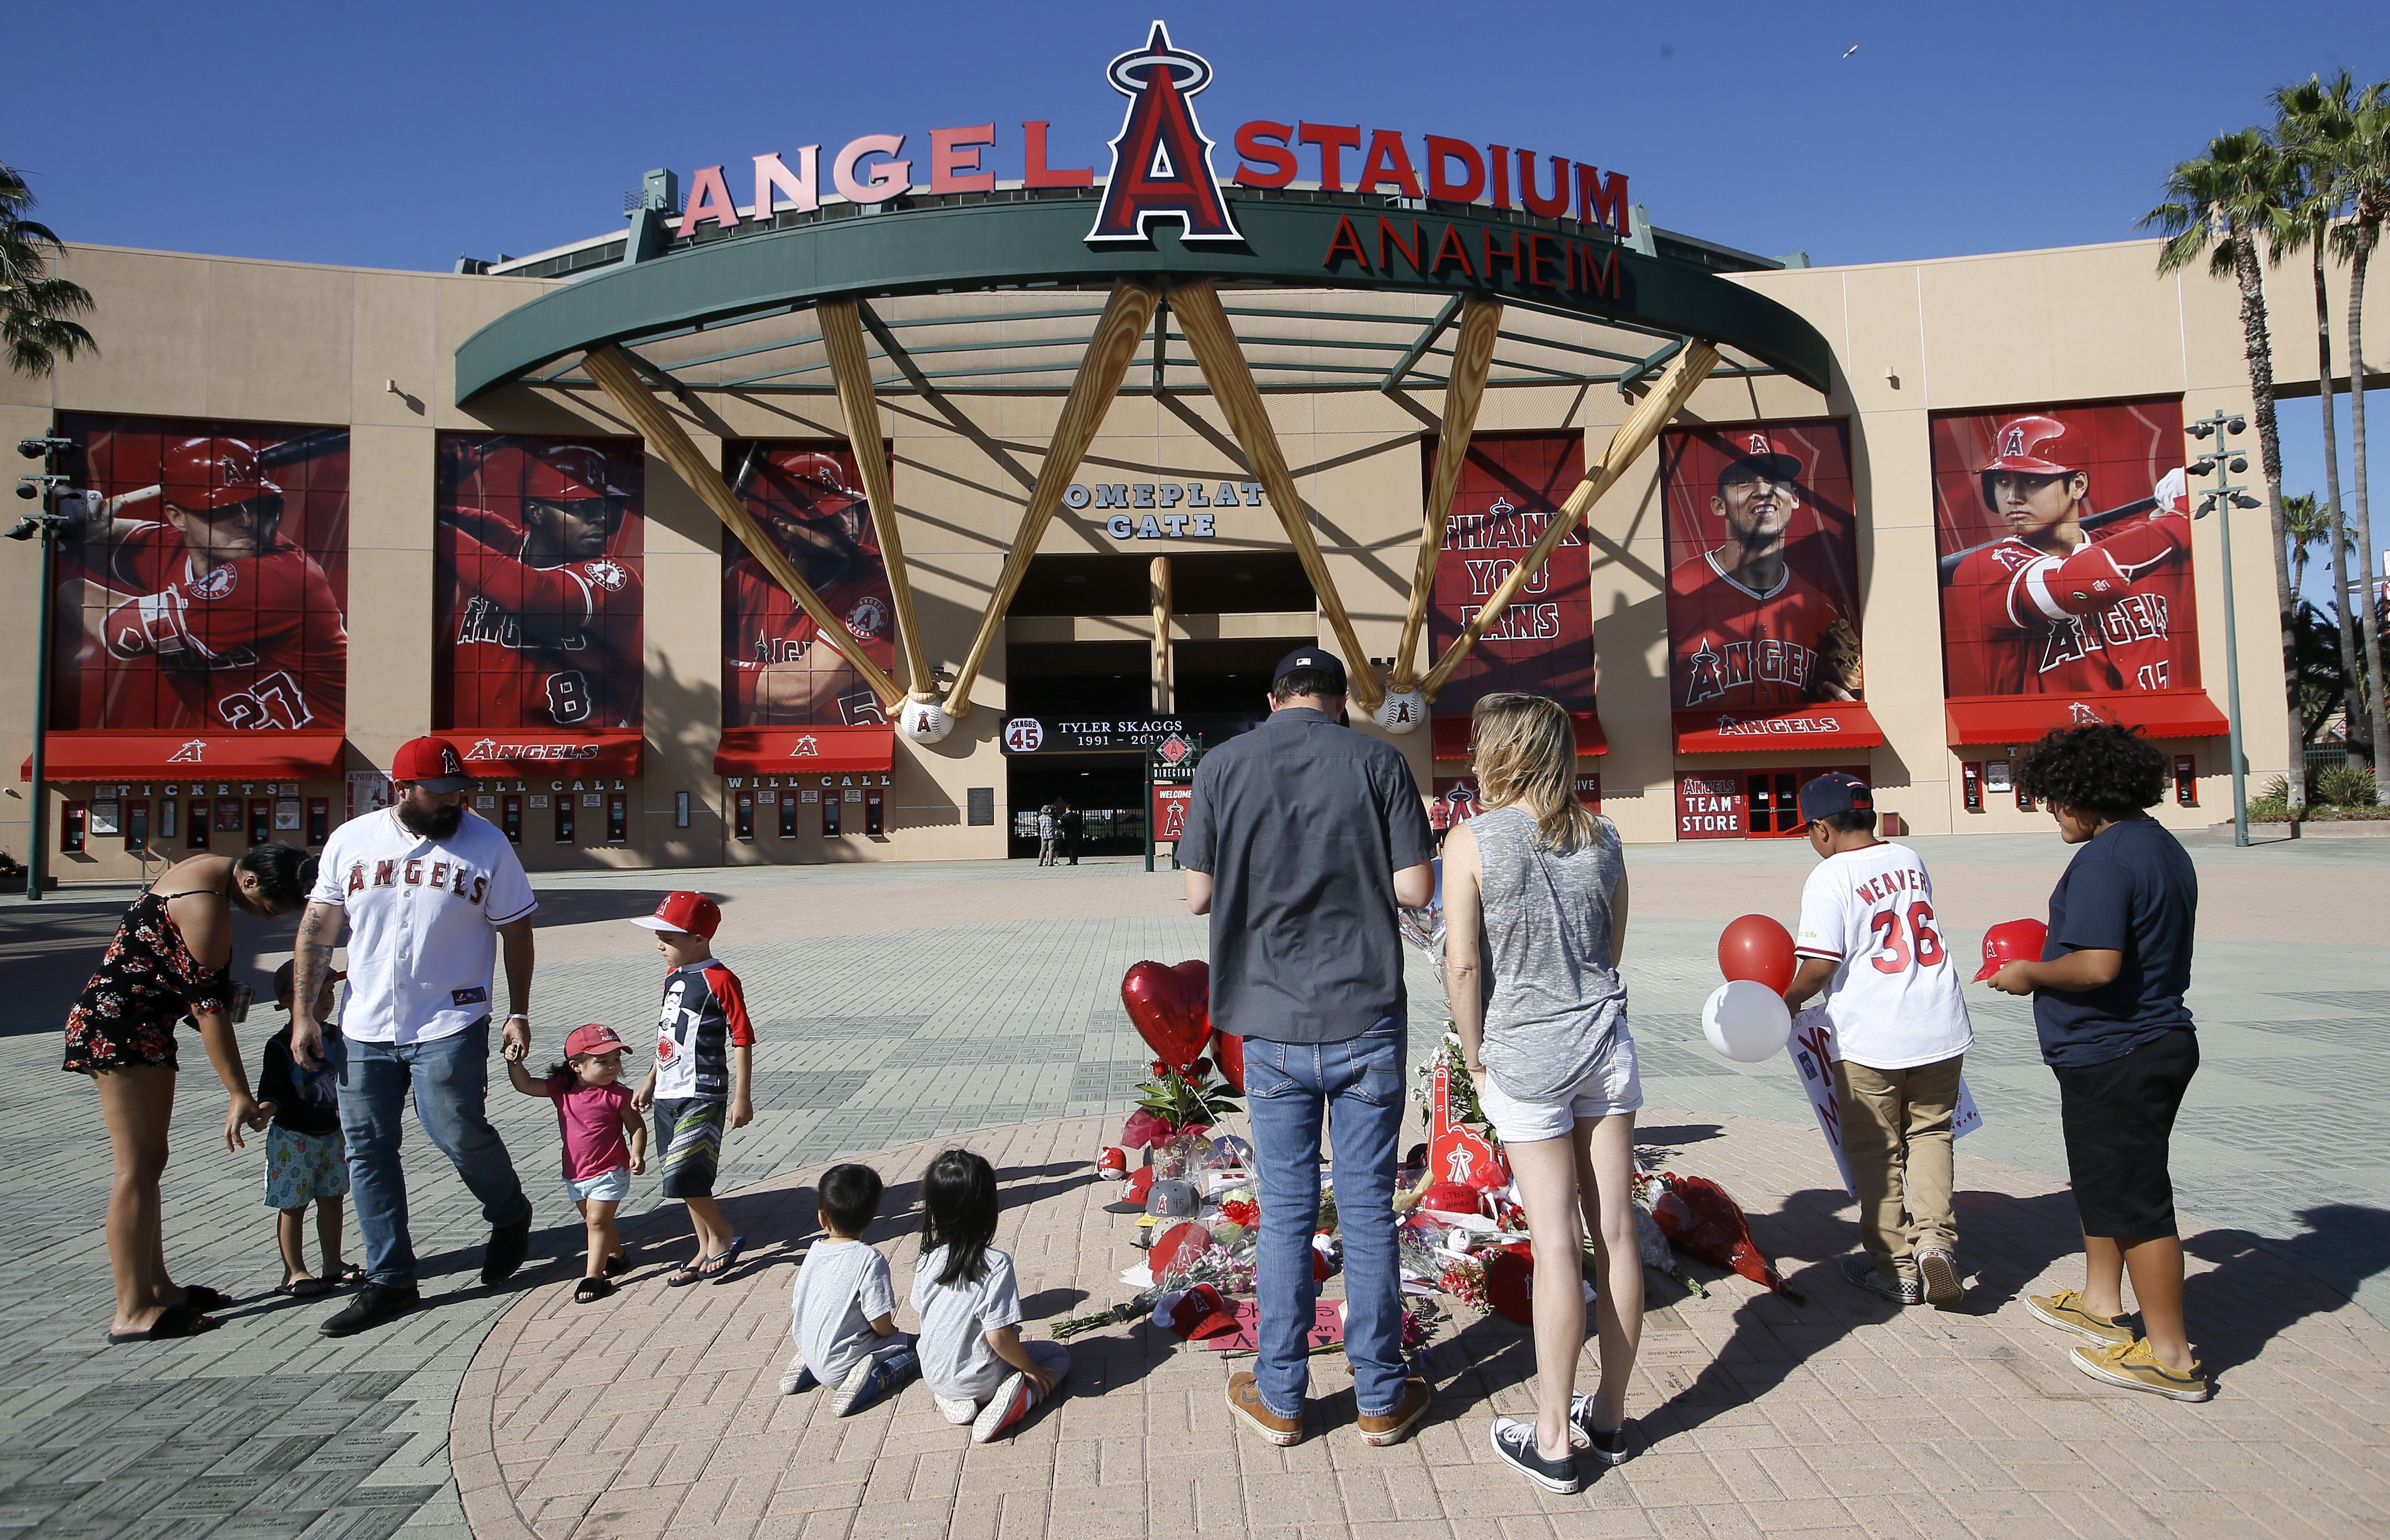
(1176, 706), (1436, 1044)
(910, 1246), (1023, 1401)
(788, 1239), (896, 1385)
(1471, 806), (1629, 1102)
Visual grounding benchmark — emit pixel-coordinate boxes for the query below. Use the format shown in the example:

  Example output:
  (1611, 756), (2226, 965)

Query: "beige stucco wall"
(3, 230), (2376, 880)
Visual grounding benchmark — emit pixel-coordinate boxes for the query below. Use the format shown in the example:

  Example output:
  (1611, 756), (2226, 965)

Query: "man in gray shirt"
(1179, 648), (1436, 1448)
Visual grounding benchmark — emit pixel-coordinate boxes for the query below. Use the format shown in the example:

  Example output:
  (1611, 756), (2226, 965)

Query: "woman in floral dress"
(64, 843), (315, 1340)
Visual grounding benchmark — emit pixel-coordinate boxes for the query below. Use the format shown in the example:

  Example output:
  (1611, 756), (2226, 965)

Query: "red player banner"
(1425, 432), (1597, 754)
(433, 435), (645, 774)
(1152, 784), (1192, 840)
(720, 442), (897, 733)
(1660, 420), (1874, 751)
(1431, 773), (1599, 824)
(1931, 399), (2223, 742)
(46, 415), (350, 744)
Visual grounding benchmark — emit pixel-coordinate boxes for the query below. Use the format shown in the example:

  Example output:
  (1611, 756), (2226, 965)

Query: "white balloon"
(1702, 979), (1792, 1063)
(897, 698), (953, 745)
(1372, 689), (1427, 734)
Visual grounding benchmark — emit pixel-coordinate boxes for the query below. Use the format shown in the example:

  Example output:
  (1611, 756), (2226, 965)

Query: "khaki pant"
(1833, 1053), (1963, 1278)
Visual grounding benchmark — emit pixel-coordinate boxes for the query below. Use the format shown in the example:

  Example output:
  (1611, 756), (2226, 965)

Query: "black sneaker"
(319, 1282), (420, 1338)
(481, 1215), (533, 1286)
(1490, 1417), (1585, 1494)
(1568, 1395), (1636, 1467)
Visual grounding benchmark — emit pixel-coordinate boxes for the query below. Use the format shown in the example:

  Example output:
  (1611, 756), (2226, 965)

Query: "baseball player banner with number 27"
(433, 434), (645, 735)
(1931, 399), (2200, 700)
(48, 414), (350, 734)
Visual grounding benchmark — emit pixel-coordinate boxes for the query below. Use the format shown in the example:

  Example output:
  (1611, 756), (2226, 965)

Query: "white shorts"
(1476, 1029), (1643, 1145)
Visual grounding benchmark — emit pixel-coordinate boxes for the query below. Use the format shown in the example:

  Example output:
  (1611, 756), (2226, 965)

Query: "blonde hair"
(1469, 692), (1600, 851)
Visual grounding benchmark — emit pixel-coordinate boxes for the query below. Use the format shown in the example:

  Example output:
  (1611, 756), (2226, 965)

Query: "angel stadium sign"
(669, 22), (1632, 250)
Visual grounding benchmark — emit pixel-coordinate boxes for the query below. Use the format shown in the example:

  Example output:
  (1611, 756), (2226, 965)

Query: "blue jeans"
(1241, 1013), (1407, 1420)
(333, 1019), (530, 1288)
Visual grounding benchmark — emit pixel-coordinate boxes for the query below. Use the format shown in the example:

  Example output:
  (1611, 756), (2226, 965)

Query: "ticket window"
(553, 796), (576, 844)
(247, 800), (271, 847)
(216, 800), (244, 836)
(61, 801), (86, 853)
(821, 793), (842, 837)
(864, 788), (885, 838)
(187, 799), (210, 849)
(124, 800), (150, 854)
(307, 798), (329, 846)
(501, 795), (523, 844)
(734, 790), (755, 843)
(159, 799), (178, 844)
(607, 793), (628, 844)
(778, 790), (798, 839)
(2174, 754), (2199, 807)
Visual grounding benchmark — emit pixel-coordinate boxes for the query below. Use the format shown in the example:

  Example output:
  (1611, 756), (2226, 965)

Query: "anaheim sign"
(672, 21), (1630, 249)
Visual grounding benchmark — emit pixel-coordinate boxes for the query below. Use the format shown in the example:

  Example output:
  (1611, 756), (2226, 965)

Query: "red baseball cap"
(389, 736), (474, 793)
(1716, 427), (1802, 487)
(565, 1023), (632, 1058)
(627, 890), (720, 938)
(467, 443), (626, 506)
(162, 437), (280, 512)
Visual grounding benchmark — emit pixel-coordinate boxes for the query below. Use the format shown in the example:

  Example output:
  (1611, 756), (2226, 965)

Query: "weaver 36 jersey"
(99, 522), (347, 729)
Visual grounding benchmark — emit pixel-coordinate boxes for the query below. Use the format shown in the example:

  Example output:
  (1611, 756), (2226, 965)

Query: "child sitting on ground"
(626, 893), (756, 1286)
(911, 1148), (1071, 1443)
(780, 1162), (918, 1415)
(255, 961), (359, 1296)
(506, 1024), (647, 1303)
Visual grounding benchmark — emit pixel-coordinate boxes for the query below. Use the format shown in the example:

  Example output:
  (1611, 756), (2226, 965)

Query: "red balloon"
(1211, 1030), (1244, 1093)
(1718, 914), (1798, 996)
(1121, 959), (1211, 1072)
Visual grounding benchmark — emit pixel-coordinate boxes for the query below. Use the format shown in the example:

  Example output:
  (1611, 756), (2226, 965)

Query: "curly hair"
(2015, 725), (2168, 815)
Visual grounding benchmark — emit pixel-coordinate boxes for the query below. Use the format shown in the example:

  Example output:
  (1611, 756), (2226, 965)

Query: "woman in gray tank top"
(1444, 692), (1643, 1493)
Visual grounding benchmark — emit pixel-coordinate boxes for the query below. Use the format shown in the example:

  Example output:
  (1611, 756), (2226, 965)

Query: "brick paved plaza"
(2, 831), (2386, 1539)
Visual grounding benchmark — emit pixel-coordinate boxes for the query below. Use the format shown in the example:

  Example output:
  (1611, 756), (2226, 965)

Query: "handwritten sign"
(1790, 1007), (1980, 1199)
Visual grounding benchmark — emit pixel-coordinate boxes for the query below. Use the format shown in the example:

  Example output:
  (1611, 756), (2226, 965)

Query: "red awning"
(22, 732), (347, 782)
(454, 731), (644, 777)
(714, 725), (895, 775)
(1944, 691), (2230, 746)
(1432, 711), (1608, 760)
(1673, 704), (1886, 755)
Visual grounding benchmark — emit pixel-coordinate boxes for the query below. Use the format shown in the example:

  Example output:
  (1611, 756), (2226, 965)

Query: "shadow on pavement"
(2188, 1204), (2390, 1379)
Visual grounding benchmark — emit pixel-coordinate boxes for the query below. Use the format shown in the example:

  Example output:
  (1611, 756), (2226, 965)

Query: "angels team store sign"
(670, 21), (1631, 283)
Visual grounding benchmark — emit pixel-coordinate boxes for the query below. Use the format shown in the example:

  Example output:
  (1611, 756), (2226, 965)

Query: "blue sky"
(4, 0), (2384, 603)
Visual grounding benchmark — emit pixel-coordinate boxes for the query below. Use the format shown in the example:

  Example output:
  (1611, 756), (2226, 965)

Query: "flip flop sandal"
(176, 1286), (236, 1313)
(276, 1276), (333, 1299)
(106, 1303), (220, 1344)
(701, 1235), (747, 1283)
(665, 1265), (705, 1288)
(574, 1277), (616, 1304)
(602, 1254), (627, 1278)
(333, 1263), (367, 1285)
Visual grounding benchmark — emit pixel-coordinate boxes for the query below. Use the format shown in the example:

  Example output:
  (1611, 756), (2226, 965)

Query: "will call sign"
(671, 23), (1630, 256)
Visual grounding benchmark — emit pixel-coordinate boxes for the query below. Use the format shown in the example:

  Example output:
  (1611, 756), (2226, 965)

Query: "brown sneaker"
(1226, 1371), (1303, 1446)
(2027, 1289), (2132, 1345)
(2071, 1336), (2211, 1402)
(1356, 1378), (1433, 1447)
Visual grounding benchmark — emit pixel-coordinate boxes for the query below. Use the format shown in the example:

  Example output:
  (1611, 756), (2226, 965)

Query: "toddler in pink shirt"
(507, 1023), (647, 1301)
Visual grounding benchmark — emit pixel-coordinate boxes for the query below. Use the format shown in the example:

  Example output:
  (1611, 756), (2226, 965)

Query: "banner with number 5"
(1790, 1006), (1981, 1199)
(433, 434), (645, 734)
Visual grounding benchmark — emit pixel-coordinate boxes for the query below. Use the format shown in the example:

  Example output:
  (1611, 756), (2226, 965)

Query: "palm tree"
(2333, 85), (2390, 799)
(2272, 73), (2369, 767)
(2142, 128), (2307, 808)
(2282, 492), (2328, 596)
(0, 160), (96, 379)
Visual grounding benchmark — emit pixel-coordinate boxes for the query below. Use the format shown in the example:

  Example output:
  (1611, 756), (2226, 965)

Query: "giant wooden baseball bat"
(819, 297), (935, 699)
(1418, 340), (1721, 701)
(1933, 497), (2161, 585)
(581, 342), (905, 709)
(1391, 295), (1502, 692)
(1172, 278), (1384, 712)
(941, 280), (1161, 718)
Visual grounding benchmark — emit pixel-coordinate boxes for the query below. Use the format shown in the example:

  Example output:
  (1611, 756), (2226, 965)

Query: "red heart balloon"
(1211, 1030), (1244, 1093)
(1121, 959), (1211, 1072)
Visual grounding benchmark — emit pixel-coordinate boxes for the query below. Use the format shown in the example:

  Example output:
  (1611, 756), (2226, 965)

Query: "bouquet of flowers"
(1122, 1056), (1240, 1149)
(1636, 1170), (1803, 1304)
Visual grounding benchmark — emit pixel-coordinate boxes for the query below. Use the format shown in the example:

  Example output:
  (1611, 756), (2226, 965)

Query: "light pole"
(11, 434), (82, 900)
(2185, 410), (2264, 848)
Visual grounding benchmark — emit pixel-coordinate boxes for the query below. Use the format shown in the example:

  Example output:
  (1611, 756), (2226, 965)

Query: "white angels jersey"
(1794, 840), (1973, 1071)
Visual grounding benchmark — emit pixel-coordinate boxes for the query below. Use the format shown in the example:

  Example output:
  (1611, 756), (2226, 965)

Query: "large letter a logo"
(1086, 21), (1243, 245)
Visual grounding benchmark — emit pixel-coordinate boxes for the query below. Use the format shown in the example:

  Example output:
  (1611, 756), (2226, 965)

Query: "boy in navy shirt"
(1987, 725), (2206, 1402)
(628, 893), (756, 1285)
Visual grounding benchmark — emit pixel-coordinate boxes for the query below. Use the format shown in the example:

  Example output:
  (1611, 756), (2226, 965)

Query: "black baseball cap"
(1795, 773), (1873, 823)
(1272, 647), (1347, 695)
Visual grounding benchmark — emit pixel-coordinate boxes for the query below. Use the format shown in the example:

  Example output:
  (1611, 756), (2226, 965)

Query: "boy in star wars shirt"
(1667, 432), (1855, 710)
(80, 437), (348, 730)
(627, 892), (756, 1285)
(438, 441), (642, 729)
(723, 448), (895, 727)
(1942, 417), (2191, 696)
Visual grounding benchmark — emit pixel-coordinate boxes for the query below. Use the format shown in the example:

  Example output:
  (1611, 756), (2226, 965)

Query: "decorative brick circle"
(452, 1110), (2390, 1539)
